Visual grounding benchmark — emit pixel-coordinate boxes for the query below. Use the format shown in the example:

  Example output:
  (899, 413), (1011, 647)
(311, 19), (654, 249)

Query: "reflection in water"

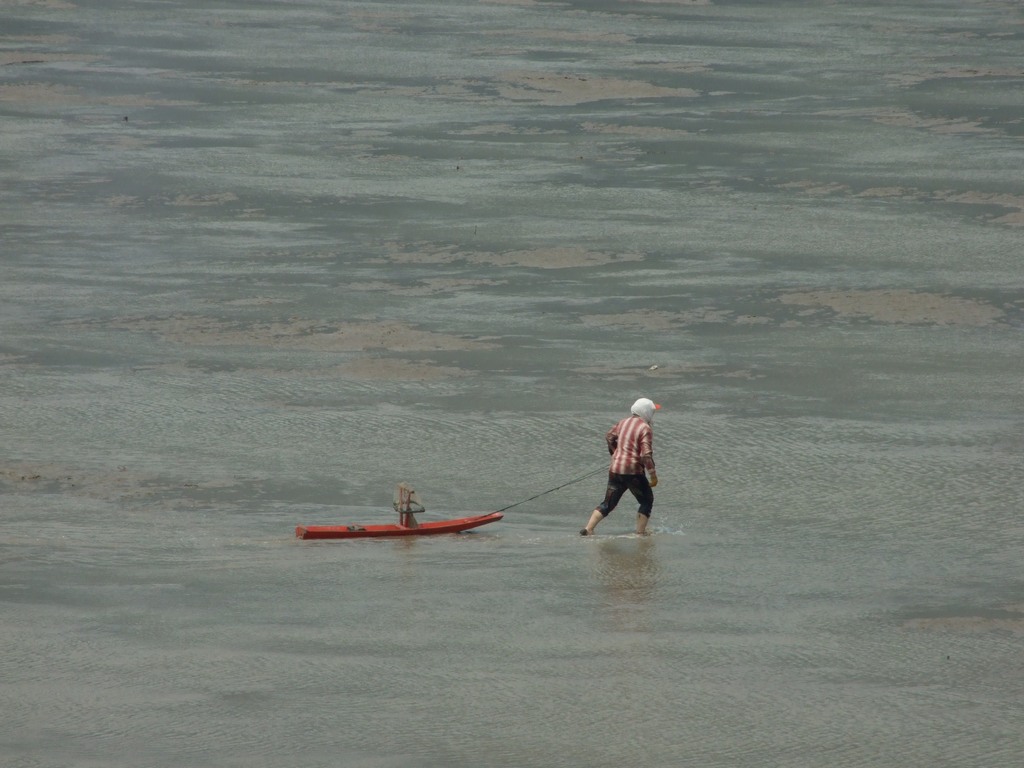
(593, 537), (660, 631)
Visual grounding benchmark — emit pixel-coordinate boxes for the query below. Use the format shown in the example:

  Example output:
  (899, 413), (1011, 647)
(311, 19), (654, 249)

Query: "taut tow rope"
(496, 465), (607, 513)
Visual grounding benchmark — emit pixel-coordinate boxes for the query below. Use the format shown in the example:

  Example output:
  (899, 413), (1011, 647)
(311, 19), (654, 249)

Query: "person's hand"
(648, 472), (658, 488)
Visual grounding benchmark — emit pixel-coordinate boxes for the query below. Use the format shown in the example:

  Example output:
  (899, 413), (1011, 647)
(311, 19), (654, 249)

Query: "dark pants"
(597, 472), (653, 518)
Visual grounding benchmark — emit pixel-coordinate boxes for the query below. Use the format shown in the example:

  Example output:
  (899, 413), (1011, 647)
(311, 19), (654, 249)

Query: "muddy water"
(2, 1), (1023, 767)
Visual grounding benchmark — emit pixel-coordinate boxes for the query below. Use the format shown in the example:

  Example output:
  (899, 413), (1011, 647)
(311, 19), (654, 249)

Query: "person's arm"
(640, 427), (657, 484)
(605, 425), (619, 455)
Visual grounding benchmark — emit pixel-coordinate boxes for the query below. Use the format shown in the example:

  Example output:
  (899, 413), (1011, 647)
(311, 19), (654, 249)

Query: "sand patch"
(0, 34), (76, 45)
(360, 71), (697, 107)
(870, 108), (989, 135)
(855, 187), (916, 199)
(332, 357), (473, 381)
(1, 52), (101, 66)
(97, 315), (496, 352)
(0, 82), (79, 103)
(638, 61), (712, 75)
(0, 461), (237, 504)
(0, 78), (194, 108)
(345, 9), (405, 34)
(815, 107), (997, 137)
(451, 123), (568, 136)
(0, 82), (195, 110)
(778, 290), (1004, 326)
(580, 121), (692, 138)
(904, 610), (1024, 635)
(487, 28), (637, 45)
(580, 307), (733, 332)
(95, 134), (156, 150)
(480, 0), (546, 6)
(941, 191), (1024, 219)
(574, 291), (1016, 330)
(382, 243), (644, 269)
(786, 181), (1024, 226)
(778, 180), (850, 196)
(991, 210), (1024, 226)
(580, 310), (684, 332)
(886, 66), (1024, 88)
(169, 192), (239, 207)
(350, 278), (506, 297)
(492, 71), (698, 106)
(128, 357), (472, 381)
(536, 30), (637, 45)
(3, 0), (76, 8)
(221, 297), (292, 307)
(102, 94), (196, 108)
(104, 195), (142, 208)
(572, 362), (761, 381)
(495, 246), (643, 268)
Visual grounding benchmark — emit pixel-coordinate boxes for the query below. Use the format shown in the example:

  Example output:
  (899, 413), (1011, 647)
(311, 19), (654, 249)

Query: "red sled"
(295, 511), (503, 540)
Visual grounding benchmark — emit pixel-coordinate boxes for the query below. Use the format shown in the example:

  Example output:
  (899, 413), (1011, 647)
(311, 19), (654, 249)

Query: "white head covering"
(630, 397), (661, 424)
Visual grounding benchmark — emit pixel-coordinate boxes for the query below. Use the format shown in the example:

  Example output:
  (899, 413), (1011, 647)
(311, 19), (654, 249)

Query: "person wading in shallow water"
(580, 397), (660, 537)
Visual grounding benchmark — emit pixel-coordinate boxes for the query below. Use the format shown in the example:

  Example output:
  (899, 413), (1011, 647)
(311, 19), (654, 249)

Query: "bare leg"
(581, 508), (604, 536)
(635, 513), (649, 536)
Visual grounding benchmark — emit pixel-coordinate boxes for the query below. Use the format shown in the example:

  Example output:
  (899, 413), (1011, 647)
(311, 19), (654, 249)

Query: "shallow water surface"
(2, 1), (1023, 766)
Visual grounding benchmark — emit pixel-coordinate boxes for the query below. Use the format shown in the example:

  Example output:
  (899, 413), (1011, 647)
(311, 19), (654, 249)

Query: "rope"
(496, 465), (607, 513)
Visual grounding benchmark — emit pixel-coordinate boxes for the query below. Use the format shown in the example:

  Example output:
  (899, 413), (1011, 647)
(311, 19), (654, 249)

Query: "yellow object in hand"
(649, 473), (658, 488)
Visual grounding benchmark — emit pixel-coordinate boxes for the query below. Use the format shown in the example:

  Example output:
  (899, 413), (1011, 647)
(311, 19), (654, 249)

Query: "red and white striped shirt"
(605, 415), (655, 475)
